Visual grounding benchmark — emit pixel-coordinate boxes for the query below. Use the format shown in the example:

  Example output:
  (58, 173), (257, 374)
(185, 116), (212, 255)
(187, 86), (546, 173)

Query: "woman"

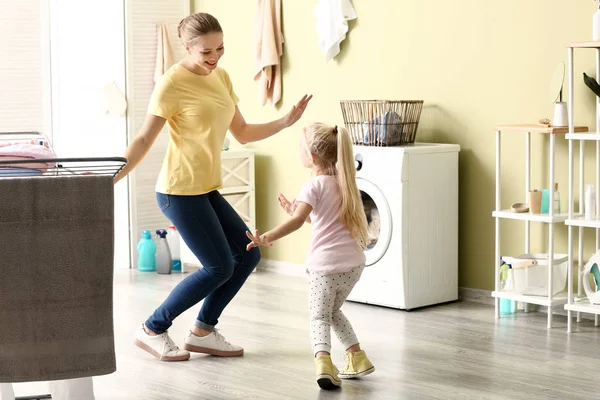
(114, 12), (312, 361)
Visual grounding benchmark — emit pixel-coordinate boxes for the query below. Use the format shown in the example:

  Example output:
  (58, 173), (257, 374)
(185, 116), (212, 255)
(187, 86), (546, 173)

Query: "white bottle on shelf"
(585, 184), (596, 220)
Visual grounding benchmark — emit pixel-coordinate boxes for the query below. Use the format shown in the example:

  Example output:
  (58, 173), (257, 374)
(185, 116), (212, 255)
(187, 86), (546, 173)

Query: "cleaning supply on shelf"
(166, 224), (181, 272)
(585, 184), (596, 220)
(582, 249), (600, 304)
(541, 183), (560, 214)
(137, 230), (156, 272)
(499, 261), (516, 315)
(591, 264), (600, 289)
(155, 229), (172, 275)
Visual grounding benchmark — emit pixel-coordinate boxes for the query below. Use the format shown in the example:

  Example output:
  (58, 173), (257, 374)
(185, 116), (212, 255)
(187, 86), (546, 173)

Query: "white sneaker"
(183, 329), (244, 357)
(134, 324), (190, 362)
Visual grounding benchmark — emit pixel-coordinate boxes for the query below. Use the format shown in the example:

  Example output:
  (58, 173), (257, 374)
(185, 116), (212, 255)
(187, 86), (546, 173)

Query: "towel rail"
(0, 131), (127, 178)
(0, 131), (125, 399)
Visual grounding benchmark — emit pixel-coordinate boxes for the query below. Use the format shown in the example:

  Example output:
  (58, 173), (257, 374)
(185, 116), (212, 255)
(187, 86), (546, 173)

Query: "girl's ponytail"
(335, 126), (369, 248)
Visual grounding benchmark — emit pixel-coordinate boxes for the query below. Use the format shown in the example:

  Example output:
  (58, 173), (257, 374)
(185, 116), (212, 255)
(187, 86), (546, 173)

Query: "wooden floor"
(12, 269), (600, 400)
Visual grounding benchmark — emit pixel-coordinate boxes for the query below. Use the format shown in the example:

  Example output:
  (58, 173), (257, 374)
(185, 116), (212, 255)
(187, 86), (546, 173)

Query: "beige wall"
(193, 0), (599, 290)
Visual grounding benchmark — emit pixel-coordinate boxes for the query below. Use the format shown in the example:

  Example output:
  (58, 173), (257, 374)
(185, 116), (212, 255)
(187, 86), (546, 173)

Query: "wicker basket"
(340, 100), (424, 146)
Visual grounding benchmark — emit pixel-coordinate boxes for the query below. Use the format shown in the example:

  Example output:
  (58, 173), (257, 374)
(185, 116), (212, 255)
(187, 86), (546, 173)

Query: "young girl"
(246, 122), (375, 390)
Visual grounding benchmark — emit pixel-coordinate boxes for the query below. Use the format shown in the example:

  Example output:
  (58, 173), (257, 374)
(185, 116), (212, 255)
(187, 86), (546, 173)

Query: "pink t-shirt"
(296, 175), (366, 275)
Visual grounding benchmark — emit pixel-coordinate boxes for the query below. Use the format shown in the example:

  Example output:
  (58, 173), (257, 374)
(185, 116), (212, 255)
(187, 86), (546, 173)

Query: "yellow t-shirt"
(148, 63), (239, 195)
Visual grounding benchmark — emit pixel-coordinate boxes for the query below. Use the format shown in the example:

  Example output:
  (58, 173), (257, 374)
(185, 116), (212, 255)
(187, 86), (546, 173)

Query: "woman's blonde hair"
(303, 123), (370, 248)
(178, 12), (222, 48)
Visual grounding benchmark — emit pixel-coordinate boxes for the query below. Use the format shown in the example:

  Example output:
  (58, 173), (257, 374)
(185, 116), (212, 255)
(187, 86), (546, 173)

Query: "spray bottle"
(155, 229), (172, 275)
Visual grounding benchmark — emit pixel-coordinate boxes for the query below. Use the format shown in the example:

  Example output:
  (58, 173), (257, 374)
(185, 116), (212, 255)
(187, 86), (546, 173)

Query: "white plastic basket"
(501, 253), (568, 296)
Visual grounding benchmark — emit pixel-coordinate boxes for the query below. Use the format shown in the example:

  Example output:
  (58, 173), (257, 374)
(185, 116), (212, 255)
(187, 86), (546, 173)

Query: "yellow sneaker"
(314, 355), (342, 390)
(339, 350), (375, 379)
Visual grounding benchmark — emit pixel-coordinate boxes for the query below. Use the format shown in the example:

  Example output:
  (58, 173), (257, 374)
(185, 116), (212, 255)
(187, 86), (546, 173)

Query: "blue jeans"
(145, 191), (261, 334)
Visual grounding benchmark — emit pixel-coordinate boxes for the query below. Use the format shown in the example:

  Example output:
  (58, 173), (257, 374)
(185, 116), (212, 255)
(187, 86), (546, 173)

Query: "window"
(0, 0), (51, 135)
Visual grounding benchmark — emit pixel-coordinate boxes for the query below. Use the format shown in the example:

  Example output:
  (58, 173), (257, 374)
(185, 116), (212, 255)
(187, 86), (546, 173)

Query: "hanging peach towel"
(154, 22), (175, 82)
(254, 0), (283, 106)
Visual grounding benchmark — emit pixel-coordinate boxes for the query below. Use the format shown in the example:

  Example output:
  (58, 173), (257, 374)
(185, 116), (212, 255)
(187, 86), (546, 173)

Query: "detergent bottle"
(137, 230), (156, 272)
(167, 225), (182, 272)
(155, 229), (172, 275)
(582, 249), (600, 304)
(499, 262), (516, 314)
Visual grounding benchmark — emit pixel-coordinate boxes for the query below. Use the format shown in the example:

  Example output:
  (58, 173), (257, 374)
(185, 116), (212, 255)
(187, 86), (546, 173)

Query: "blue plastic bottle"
(137, 230), (156, 272)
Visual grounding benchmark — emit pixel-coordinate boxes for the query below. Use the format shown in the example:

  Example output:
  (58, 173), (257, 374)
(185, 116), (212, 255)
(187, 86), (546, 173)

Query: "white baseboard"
(458, 287), (493, 305)
(259, 259), (494, 306)
(258, 259), (306, 277)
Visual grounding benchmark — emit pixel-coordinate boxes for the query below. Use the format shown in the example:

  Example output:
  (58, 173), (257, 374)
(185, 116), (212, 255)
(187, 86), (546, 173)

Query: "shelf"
(565, 301), (600, 315)
(566, 41), (600, 49)
(565, 216), (600, 228)
(495, 124), (589, 134)
(565, 132), (600, 141)
(492, 291), (568, 307)
(221, 148), (256, 159)
(220, 186), (253, 195)
(492, 210), (571, 223)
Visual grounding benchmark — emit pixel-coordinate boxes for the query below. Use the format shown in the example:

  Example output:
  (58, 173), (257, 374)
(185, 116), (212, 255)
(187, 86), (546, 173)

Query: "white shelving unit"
(180, 148), (256, 272)
(493, 124), (588, 328)
(565, 42), (600, 332)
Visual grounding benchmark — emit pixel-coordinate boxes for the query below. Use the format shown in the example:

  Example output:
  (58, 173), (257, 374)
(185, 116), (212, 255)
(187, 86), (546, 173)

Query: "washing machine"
(347, 143), (460, 310)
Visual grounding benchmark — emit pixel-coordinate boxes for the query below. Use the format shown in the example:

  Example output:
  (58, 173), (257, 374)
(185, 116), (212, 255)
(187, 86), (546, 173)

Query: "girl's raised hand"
(277, 193), (297, 216)
(246, 229), (273, 251)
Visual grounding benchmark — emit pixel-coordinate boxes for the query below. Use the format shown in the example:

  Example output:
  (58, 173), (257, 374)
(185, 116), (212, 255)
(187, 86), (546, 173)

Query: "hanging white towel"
(314, 0), (357, 62)
(154, 22), (175, 82)
(254, 0), (284, 106)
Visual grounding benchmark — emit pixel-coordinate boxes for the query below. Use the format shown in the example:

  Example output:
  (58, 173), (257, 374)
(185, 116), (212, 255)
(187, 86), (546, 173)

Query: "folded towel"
(0, 168), (43, 177)
(0, 144), (56, 167)
(154, 22), (175, 83)
(0, 175), (116, 383)
(0, 156), (49, 172)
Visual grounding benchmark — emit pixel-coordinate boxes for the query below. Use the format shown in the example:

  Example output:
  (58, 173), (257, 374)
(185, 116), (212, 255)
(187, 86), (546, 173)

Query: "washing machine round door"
(357, 178), (392, 266)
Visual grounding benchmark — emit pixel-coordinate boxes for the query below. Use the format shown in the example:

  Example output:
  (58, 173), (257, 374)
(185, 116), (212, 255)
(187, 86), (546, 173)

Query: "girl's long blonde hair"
(303, 123), (370, 248)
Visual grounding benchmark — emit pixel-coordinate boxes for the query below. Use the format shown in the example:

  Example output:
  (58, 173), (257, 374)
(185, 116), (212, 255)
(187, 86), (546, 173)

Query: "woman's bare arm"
(114, 114), (166, 184)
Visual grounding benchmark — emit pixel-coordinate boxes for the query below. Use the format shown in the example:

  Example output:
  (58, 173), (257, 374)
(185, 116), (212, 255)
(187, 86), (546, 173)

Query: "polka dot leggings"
(308, 265), (365, 355)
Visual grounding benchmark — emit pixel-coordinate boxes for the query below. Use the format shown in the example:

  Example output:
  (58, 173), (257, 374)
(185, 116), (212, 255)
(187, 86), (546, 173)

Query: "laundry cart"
(0, 131), (126, 400)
